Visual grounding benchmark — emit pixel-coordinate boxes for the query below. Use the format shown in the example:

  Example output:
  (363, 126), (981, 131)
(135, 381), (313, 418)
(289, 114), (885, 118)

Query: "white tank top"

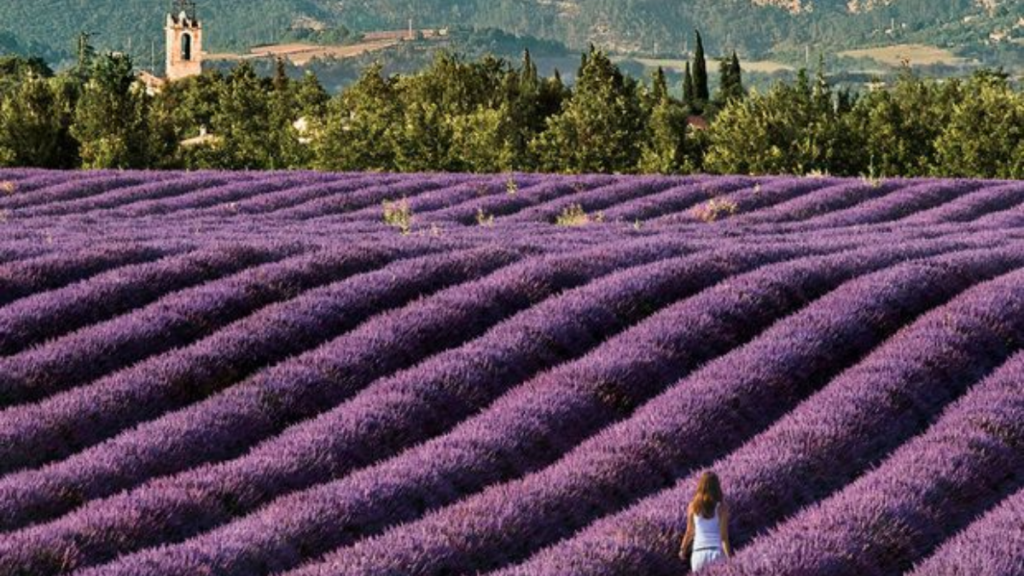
(693, 502), (722, 550)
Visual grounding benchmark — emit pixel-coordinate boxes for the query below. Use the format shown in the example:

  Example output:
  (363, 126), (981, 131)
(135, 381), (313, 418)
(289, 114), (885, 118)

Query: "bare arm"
(719, 502), (733, 558)
(680, 504), (695, 559)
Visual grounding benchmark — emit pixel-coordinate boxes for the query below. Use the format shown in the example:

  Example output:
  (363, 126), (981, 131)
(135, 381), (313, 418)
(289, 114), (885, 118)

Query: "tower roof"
(169, 0), (197, 22)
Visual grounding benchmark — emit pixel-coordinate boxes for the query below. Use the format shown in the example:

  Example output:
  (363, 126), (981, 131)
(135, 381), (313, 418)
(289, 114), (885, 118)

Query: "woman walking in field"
(679, 471), (733, 572)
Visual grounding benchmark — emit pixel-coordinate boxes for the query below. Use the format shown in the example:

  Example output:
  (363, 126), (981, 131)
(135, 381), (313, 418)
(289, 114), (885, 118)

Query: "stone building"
(165, 0), (203, 81)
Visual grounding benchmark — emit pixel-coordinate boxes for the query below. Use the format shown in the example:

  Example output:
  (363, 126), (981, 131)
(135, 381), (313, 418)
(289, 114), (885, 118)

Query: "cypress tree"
(717, 50), (745, 105)
(682, 61), (695, 109)
(692, 30), (709, 107)
(652, 66), (668, 103)
(717, 56), (731, 104)
(521, 48), (539, 92)
(729, 51), (743, 101)
(272, 57), (289, 92)
(730, 51), (742, 88)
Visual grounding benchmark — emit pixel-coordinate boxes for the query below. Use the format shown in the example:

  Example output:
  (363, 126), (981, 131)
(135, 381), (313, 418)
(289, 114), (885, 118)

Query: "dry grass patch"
(839, 44), (974, 67)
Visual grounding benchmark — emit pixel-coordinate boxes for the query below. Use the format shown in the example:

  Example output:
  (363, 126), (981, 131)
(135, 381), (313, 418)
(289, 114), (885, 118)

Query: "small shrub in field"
(556, 204), (591, 227)
(506, 177), (518, 195)
(383, 198), (413, 234)
(861, 155), (886, 189)
(692, 198), (739, 222)
(0, 181), (14, 195)
(476, 208), (495, 227)
(861, 175), (885, 189)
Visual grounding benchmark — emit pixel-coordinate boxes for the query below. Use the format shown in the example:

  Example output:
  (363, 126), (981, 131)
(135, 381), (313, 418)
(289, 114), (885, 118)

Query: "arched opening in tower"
(181, 33), (192, 61)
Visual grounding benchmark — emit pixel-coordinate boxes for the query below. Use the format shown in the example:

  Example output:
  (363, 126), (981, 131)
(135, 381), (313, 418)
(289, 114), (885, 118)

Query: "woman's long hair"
(691, 471), (724, 519)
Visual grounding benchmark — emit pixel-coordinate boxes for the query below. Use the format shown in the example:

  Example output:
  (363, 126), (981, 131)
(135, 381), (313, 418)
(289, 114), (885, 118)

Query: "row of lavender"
(2, 170), (1024, 234)
(0, 170), (1022, 576)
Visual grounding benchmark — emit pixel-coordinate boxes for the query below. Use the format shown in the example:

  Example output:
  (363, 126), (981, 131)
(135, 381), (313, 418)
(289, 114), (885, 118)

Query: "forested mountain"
(1, 0), (1021, 68)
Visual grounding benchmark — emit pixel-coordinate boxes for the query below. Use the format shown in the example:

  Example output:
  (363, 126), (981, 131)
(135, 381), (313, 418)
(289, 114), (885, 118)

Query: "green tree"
(638, 90), (688, 174)
(682, 61), (695, 111)
(934, 74), (1024, 178)
(494, 49), (562, 171)
(651, 66), (669, 104)
(0, 55), (52, 95)
(0, 76), (72, 167)
(206, 62), (275, 169)
(74, 32), (97, 80)
(146, 71), (225, 169)
(848, 66), (961, 177)
(716, 51), (744, 106)
(532, 46), (645, 174)
(71, 53), (150, 169)
(449, 106), (513, 172)
(705, 67), (856, 176)
(394, 99), (455, 172)
(692, 30), (710, 112)
(294, 71), (330, 118)
(313, 62), (401, 171)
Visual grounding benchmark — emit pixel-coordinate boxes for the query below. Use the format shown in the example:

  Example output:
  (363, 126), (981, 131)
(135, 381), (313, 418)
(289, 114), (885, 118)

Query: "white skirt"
(691, 547), (725, 572)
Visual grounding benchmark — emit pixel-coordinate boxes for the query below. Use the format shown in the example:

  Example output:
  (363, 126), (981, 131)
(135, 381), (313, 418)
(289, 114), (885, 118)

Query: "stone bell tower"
(165, 0), (203, 81)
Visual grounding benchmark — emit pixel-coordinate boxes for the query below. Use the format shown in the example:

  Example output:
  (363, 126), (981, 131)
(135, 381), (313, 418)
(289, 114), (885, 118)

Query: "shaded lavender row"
(0, 222), (1013, 274)
(911, 485), (1024, 576)
(0, 221), (647, 261)
(600, 176), (754, 223)
(106, 173), (342, 217)
(0, 172), (89, 196)
(974, 193), (1024, 228)
(650, 178), (836, 225)
(0, 242), (480, 478)
(501, 176), (681, 223)
(502, 260), (1024, 576)
(0, 244), (52, 266)
(714, 350), (1024, 575)
(12, 240), (797, 574)
(3, 214), (1012, 250)
(80, 241), (941, 576)
(186, 173), (404, 218)
(319, 177), (512, 223)
(727, 179), (906, 225)
(300, 245), (1010, 576)
(0, 173), (165, 210)
(900, 181), (1024, 225)
(277, 174), (482, 220)
(797, 179), (985, 228)
(0, 243), (306, 409)
(0, 244), (284, 361)
(0, 244), (176, 309)
(0, 168), (61, 181)
(15, 172), (250, 218)
(318, 174), (568, 225)
(0, 238), (679, 548)
(419, 175), (617, 225)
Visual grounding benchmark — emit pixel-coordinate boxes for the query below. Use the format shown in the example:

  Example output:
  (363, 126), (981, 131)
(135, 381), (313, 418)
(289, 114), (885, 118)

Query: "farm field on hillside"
(838, 43), (975, 67)
(0, 170), (1022, 576)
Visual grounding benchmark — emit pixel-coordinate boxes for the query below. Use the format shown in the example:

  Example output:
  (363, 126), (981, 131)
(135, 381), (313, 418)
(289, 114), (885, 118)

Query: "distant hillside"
(0, 1), (1020, 71)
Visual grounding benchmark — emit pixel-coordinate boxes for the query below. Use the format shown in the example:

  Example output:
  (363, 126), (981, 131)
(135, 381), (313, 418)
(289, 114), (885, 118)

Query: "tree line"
(0, 32), (1021, 178)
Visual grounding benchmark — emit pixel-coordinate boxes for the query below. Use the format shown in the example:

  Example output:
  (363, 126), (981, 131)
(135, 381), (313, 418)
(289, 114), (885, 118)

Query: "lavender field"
(0, 169), (1022, 576)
